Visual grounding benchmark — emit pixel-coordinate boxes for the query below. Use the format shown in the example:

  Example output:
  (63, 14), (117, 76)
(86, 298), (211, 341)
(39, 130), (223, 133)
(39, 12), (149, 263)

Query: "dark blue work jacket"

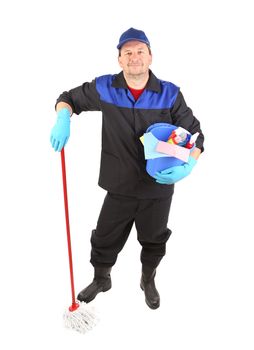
(56, 70), (204, 198)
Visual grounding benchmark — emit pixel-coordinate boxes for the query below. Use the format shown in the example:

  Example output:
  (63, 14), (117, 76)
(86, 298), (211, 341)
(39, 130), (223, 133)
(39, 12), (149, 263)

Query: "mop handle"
(60, 148), (78, 309)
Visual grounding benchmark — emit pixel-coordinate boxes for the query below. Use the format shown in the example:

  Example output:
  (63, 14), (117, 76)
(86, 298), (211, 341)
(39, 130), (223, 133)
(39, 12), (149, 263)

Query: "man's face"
(118, 41), (152, 77)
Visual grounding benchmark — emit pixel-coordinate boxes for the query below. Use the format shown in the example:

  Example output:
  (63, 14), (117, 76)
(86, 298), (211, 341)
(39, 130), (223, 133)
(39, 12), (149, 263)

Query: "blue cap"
(117, 28), (150, 49)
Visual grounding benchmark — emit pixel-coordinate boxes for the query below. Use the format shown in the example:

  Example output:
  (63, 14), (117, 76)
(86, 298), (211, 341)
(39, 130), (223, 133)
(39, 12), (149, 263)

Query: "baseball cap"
(117, 27), (150, 49)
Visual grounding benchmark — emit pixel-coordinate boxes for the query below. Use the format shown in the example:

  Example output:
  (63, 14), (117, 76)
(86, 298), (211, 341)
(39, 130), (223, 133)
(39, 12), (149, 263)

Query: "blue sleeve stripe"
(96, 75), (179, 110)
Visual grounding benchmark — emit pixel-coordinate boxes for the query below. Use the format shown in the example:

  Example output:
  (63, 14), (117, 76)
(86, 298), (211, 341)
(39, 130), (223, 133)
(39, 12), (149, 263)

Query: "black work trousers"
(90, 192), (173, 269)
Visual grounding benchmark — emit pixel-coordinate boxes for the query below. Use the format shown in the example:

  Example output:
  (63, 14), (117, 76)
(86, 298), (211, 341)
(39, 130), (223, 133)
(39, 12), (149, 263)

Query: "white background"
(1, 0), (254, 348)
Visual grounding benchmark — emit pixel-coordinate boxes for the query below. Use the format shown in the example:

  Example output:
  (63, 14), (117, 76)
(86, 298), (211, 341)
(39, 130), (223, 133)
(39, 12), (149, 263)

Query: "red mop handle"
(60, 148), (79, 311)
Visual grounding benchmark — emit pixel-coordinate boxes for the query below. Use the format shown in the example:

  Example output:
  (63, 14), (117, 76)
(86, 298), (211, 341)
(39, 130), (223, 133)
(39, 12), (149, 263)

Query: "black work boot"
(140, 265), (160, 309)
(77, 267), (112, 303)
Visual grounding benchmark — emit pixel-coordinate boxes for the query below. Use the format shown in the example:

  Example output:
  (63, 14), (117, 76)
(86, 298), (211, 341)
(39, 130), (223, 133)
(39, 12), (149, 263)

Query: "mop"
(60, 148), (98, 333)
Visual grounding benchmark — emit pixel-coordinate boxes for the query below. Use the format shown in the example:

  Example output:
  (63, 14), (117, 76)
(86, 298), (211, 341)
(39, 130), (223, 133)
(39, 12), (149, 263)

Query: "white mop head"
(63, 302), (99, 334)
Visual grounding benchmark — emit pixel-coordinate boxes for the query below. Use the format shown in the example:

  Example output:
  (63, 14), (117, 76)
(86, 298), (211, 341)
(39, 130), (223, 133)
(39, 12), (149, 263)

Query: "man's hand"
(50, 108), (71, 152)
(154, 156), (197, 185)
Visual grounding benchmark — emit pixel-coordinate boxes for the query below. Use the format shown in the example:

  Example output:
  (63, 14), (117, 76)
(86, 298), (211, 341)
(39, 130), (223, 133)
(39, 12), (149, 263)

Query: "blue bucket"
(145, 123), (185, 177)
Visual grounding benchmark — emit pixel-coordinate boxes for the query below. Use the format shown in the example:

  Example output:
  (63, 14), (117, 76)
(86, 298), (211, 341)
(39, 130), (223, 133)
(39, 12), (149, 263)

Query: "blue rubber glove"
(50, 108), (70, 152)
(154, 156), (197, 185)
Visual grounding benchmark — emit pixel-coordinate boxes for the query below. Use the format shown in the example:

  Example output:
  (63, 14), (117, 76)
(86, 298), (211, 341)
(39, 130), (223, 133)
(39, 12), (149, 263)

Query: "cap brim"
(117, 38), (150, 49)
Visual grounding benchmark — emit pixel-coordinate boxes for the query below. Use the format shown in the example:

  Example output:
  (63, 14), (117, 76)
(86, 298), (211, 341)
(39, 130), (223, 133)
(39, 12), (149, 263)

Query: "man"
(50, 28), (204, 309)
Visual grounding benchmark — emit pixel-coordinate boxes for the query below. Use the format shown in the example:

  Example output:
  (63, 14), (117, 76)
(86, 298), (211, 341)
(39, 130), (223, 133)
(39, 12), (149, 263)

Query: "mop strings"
(63, 303), (99, 333)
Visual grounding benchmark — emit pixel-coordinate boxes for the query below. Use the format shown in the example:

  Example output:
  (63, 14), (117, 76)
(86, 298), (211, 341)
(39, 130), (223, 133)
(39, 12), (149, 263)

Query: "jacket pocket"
(99, 151), (120, 188)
